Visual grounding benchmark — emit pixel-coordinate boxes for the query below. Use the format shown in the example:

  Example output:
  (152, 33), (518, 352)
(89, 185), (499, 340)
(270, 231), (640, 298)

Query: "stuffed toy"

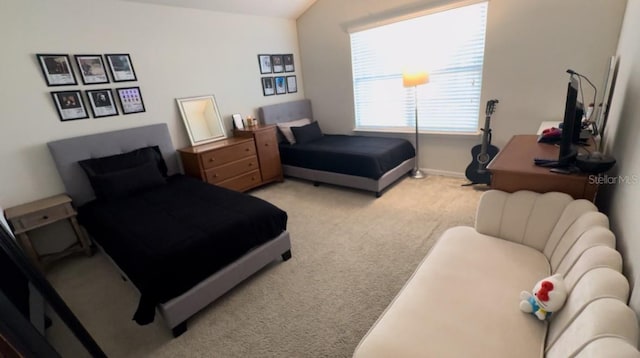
(519, 274), (567, 320)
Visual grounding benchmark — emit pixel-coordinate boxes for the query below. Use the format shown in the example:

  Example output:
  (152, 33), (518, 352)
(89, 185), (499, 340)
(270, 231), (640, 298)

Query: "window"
(350, 1), (488, 133)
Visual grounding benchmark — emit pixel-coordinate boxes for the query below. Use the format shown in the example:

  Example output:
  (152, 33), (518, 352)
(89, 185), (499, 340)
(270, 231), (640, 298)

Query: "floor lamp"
(402, 70), (429, 179)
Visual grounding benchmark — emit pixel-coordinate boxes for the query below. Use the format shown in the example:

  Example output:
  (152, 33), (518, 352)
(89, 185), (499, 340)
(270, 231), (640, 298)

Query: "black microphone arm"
(566, 69), (597, 122)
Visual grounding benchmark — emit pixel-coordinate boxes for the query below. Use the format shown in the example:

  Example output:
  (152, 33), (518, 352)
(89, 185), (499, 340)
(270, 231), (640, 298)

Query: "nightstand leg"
(69, 217), (92, 256)
(16, 233), (43, 271)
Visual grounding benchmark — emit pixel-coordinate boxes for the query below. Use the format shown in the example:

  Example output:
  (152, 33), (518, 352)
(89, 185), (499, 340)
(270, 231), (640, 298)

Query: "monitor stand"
(533, 150), (578, 169)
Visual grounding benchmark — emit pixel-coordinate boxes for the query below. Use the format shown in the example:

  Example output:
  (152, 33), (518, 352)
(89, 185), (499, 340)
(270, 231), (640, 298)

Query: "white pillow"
(277, 118), (312, 144)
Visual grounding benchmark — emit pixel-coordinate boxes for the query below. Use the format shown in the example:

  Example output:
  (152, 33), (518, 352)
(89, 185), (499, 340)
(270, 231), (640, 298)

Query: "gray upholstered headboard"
(259, 99), (313, 125)
(47, 123), (179, 206)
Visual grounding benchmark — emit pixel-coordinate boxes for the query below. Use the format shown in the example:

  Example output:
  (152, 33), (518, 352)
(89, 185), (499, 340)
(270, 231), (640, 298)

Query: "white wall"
(297, 0), (626, 175)
(0, 0), (304, 208)
(597, 0), (640, 316)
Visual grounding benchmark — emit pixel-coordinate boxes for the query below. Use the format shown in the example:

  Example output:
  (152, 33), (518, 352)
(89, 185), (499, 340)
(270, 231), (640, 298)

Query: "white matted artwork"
(75, 55), (109, 84)
(286, 76), (297, 93)
(116, 86), (145, 114)
(275, 76), (286, 95)
(258, 54), (272, 74)
(262, 77), (275, 96)
(105, 53), (137, 82)
(86, 89), (118, 118)
(37, 54), (77, 86)
(51, 90), (89, 121)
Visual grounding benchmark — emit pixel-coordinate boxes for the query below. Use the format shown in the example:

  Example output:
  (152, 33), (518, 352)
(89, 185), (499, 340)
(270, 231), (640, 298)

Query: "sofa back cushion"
(476, 191), (576, 251)
(550, 225), (616, 275)
(562, 245), (622, 291)
(543, 204), (610, 269)
(475, 190), (612, 270)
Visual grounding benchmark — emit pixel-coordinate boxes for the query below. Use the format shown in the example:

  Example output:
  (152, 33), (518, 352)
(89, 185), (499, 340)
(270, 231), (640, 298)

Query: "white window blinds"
(350, 1), (488, 133)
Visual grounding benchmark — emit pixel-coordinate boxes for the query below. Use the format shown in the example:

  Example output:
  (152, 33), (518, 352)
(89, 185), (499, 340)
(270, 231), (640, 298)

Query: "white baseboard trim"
(420, 168), (466, 179)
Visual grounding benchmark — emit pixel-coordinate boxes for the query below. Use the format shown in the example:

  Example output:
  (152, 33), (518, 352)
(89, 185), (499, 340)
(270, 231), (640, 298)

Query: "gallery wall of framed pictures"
(258, 53), (297, 96)
(36, 53), (144, 122)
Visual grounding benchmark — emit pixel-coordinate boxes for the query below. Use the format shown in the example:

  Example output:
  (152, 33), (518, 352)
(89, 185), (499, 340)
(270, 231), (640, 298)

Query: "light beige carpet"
(46, 175), (485, 357)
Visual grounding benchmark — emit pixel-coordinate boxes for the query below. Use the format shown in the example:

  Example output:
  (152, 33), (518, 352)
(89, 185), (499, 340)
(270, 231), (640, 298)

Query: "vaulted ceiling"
(119, 0), (317, 19)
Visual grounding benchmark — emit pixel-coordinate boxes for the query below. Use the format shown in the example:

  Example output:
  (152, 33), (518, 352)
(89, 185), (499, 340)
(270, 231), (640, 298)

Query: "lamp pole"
(402, 70), (428, 179)
(412, 85), (424, 178)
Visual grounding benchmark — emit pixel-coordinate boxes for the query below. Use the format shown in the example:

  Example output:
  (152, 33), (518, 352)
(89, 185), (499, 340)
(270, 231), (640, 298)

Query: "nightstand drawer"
(13, 204), (71, 233)
(201, 141), (256, 169)
(205, 156), (259, 184)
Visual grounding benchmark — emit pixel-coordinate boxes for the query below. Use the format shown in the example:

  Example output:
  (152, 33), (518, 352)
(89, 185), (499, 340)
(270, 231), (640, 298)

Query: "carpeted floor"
(46, 175), (485, 357)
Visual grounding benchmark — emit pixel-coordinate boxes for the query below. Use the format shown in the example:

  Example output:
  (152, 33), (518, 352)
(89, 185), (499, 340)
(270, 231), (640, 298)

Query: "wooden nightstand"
(4, 194), (92, 270)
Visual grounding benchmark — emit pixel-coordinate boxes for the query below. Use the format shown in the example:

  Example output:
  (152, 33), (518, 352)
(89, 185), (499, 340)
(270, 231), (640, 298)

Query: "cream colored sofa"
(354, 190), (640, 357)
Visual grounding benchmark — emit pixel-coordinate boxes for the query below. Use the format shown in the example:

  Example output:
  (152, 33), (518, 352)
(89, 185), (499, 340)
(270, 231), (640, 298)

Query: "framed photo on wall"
(74, 55), (109, 85)
(36, 54), (77, 86)
(86, 89), (118, 118)
(286, 75), (297, 93)
(274, 76), (286, 95)
(104, 54), (137, 82)
(50, 90), (89, 121)
(271, 55), (284, 73)
(116, 86), (145, 114)
(262, 77), (275, 96)
(258, 54), (272, 74)
(283, 54), (294, 72)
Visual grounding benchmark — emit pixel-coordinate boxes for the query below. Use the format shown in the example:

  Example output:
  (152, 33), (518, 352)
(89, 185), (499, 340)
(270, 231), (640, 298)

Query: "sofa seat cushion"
(354, 227), (551, 358)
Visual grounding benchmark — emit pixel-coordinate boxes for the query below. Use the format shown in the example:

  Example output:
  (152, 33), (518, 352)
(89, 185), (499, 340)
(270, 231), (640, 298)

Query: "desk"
(487, 135), (598, 201)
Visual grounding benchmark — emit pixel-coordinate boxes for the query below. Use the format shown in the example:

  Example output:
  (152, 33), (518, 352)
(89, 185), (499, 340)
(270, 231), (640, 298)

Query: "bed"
(259, 99), (416, 197)
(47, 123), (291, 337)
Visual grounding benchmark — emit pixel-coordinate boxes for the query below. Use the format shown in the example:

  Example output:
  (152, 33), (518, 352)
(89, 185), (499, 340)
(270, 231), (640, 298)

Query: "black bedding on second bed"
(278, 135), (415, 179)
(78, 174), (287, 324)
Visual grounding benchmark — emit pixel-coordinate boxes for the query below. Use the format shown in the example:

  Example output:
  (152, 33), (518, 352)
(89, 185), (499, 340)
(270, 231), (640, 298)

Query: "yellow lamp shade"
(402, 71), (430, 87)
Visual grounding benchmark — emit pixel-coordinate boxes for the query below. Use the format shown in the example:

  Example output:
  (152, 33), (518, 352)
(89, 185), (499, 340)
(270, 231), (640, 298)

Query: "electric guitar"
(464, 99), (499, 185)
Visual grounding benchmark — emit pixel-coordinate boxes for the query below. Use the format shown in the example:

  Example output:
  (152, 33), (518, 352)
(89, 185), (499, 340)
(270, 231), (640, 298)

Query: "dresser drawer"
(205, 156), (259, 184)
(201, 141), (256, 169)
(13, 204), (71, 232)
(217, 170), (262, 192)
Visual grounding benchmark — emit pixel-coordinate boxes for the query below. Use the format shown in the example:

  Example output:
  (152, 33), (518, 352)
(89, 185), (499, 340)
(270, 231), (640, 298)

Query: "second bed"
(259, 99), (416, 197)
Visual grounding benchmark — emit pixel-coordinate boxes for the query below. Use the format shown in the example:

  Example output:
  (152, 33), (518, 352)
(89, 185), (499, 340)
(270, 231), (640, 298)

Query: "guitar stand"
(461, 182), (490, 187)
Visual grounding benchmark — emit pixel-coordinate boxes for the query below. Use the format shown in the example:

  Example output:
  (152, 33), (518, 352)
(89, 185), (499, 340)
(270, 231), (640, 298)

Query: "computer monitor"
(534, 74), (582, 169)
(558, 75), (581, 166)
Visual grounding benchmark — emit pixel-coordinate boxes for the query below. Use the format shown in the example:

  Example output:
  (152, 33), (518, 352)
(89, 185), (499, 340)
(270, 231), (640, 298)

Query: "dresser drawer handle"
(265, 143), (269, 147)
(209, 158), (215, 162)
(245, 148), (250, 151)
(42, 215), (49, 220)
(249, 163), (253, 166)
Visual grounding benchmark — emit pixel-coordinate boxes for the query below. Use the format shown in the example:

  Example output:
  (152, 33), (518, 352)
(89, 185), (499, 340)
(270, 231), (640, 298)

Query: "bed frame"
(259, 99), (415, 197)
(47, 123), (291, 337)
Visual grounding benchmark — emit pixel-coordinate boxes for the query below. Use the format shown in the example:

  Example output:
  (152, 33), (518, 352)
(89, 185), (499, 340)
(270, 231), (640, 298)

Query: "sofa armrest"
(545, 298), (639, 358)
(475, 190), (578, 251)
(574, 337), (640, 357)
(546, 267), (630, 351)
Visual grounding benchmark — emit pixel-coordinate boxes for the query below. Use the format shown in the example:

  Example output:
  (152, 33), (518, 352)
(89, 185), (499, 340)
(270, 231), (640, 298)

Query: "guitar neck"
(480, 114), (492, 151)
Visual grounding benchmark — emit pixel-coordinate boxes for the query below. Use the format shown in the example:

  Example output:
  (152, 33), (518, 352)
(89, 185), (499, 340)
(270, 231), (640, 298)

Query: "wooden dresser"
(179, 126), (283, 192)
(234, 124), (284, 184)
